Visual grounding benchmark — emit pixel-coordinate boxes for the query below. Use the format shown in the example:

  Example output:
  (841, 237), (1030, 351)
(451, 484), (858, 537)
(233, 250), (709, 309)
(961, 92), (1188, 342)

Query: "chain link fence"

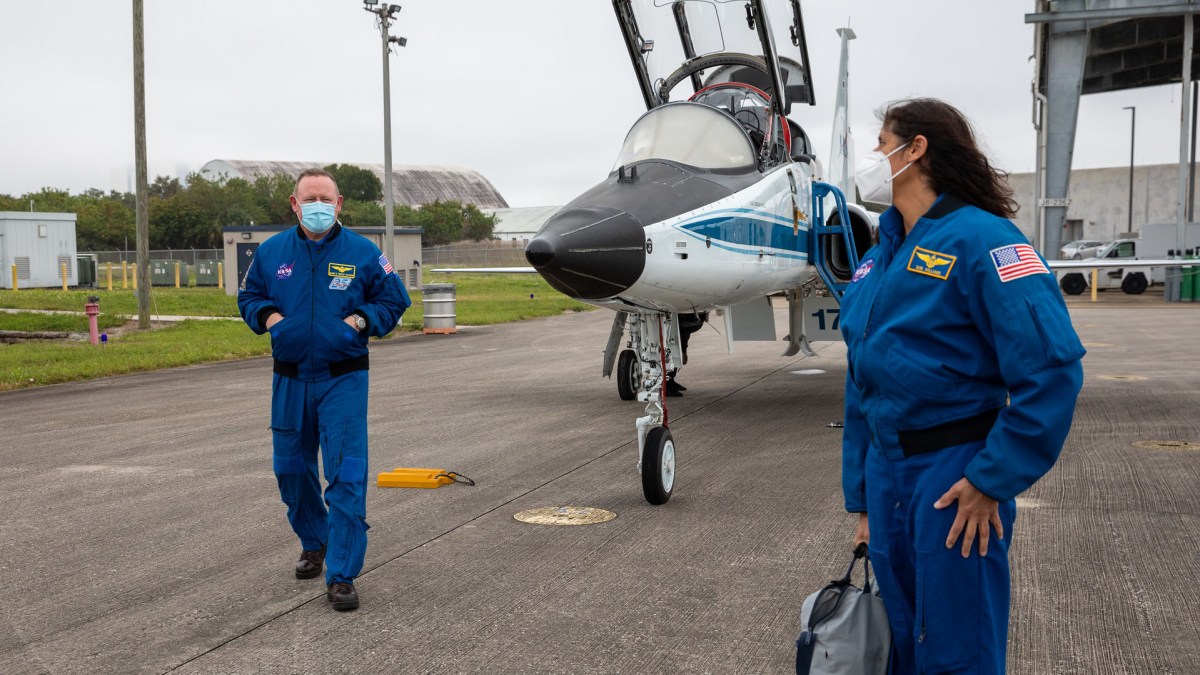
(85, 249), (224, 266)
(87, 245), (532, 269)
(420, 242), (530, 268)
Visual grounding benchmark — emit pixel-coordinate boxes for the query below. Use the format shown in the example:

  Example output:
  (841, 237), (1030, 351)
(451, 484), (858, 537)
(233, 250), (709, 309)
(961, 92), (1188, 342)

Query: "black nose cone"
(525, 205), (645, 300)
(525, 237), (555, 268)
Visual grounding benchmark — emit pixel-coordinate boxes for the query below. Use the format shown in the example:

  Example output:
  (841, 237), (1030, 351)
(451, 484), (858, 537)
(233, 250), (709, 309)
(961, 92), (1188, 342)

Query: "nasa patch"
(329, 277), (352, 291)
(276, 263), (294, 280)
(851, 259), (874, 283)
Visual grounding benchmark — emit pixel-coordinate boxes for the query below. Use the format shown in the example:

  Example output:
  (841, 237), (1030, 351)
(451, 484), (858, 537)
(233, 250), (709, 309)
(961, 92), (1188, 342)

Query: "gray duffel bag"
(795, 543), (891, 675)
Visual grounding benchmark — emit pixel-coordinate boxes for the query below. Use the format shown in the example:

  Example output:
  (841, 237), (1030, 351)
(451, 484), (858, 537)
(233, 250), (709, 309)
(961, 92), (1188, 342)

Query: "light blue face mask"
(300, 201), (337, 233)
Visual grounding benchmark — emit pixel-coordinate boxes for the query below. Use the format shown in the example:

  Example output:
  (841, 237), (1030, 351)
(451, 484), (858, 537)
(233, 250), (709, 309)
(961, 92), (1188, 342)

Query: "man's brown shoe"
(327, 582), (359, 611)
(295, 548), (325, 580)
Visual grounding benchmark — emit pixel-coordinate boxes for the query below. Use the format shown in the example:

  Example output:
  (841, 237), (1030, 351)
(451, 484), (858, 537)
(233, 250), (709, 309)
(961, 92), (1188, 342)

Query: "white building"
(0, 212), (78, 289)
(200, 160), (508, 209)
(1007, 163), (1191, 251)
(484, 205), (562, 242)
(221, 225), (424, 296)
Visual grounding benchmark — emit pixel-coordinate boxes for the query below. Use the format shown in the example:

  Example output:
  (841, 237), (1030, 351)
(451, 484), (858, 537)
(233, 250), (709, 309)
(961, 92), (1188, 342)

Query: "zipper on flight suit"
(861, 222), (924, 339)
(305, 239), (318, 378)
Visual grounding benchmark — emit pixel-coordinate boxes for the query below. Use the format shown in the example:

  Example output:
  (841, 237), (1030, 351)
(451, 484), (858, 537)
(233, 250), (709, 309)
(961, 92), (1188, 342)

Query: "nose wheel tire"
(641, 426), (675, 505)
(617, 349), (640, 401)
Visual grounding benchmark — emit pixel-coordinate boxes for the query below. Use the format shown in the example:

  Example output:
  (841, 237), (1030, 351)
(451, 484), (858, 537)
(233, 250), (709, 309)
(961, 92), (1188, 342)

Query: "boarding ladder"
(808, 181), (862, 301)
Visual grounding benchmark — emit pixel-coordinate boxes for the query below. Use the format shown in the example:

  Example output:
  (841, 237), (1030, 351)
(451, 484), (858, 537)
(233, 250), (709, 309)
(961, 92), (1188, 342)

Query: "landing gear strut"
(625, 311), (681, 504)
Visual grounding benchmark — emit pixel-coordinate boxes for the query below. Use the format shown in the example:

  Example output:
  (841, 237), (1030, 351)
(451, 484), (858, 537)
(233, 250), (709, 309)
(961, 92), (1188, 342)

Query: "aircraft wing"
(1046, 258), (1200, 269)
(430, 268), (537, 274)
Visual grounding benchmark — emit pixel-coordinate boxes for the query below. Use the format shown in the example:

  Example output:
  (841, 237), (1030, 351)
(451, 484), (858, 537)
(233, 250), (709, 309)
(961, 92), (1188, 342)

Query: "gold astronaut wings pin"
(328, 263), (356, 278)
(906, 247), (956, 280)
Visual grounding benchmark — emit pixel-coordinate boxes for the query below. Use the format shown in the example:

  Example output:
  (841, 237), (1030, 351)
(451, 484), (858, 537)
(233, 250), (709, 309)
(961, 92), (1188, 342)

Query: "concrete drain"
(1132, 440), (1199, 451)
(514, 506), (616, 526)
(1099, 375), (1148, 381)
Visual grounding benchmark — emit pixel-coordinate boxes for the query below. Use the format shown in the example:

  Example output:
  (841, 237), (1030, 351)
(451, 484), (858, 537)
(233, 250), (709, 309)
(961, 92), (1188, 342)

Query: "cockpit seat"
(689, 82), (790, 165)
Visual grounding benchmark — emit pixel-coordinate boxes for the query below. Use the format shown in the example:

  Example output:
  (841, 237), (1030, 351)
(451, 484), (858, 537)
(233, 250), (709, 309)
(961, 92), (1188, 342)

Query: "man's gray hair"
(294, 168), (340, 195)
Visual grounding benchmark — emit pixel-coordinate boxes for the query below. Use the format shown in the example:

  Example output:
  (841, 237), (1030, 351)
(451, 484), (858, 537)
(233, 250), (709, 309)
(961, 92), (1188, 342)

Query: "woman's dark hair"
(880, 98), (1018, 218)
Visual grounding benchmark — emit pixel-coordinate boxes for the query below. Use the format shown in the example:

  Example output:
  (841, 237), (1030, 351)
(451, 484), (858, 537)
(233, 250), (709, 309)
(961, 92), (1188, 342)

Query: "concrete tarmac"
(1, 296), (1197, 674)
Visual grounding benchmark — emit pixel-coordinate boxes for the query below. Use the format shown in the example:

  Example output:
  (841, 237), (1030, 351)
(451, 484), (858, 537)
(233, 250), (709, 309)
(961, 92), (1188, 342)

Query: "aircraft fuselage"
(525, 160), (818, 313)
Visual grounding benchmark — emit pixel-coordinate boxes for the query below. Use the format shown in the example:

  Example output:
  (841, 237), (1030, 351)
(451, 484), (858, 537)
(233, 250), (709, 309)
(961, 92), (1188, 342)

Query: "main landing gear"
(617, 349), (641, 401)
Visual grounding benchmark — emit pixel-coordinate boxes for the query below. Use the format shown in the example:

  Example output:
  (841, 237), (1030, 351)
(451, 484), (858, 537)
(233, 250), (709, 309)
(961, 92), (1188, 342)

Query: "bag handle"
(842, 543), (874, 593)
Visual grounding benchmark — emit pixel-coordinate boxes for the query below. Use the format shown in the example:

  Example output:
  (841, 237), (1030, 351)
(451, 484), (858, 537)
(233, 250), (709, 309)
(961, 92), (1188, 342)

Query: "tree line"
(0, 163), (496, 250)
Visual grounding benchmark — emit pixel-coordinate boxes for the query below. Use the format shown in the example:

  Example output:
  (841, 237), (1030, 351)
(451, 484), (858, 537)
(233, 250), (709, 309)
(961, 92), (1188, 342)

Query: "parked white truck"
(1059, 222), (1200, 295)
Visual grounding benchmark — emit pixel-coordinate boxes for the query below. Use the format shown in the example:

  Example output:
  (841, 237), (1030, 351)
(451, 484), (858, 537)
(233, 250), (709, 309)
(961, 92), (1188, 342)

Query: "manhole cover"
(1098, 375), (1148, 381)
(1132, 440), (1199, 451)
(790, 369), (827, 376)
(514, 506), (617, 526)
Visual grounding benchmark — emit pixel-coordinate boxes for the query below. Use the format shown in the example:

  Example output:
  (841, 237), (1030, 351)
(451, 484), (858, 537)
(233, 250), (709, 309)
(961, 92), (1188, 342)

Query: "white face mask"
(854, 142), (912, 205)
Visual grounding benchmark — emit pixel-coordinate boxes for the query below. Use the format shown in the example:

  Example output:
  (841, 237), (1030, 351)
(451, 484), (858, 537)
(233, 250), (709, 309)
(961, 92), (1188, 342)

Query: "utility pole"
(1123, 105), (1135, 235)
(362, 1), (406, 269)
(132, 0), (151, 328)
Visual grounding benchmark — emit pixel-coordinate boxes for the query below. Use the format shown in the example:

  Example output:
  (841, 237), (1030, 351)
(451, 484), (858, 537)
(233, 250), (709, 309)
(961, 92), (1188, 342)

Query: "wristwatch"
(353, 315), (367, 332)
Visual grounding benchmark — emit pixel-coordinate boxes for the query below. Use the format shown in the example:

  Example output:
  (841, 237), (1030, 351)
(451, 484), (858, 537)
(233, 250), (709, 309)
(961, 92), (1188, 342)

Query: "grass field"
(400, 272), (591, 330)
(0, 287), (237, 317)
(0, 312), (128, 333)
(0, 272), (591, 391)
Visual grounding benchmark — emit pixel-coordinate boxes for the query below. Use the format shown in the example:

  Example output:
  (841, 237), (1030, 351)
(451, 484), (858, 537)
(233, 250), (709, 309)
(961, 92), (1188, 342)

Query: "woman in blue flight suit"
(839, 99), (1084, 674)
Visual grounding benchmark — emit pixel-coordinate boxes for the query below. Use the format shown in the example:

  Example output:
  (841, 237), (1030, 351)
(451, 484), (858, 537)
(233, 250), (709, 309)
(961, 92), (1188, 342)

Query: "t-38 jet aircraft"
(513, 0), (873, 505)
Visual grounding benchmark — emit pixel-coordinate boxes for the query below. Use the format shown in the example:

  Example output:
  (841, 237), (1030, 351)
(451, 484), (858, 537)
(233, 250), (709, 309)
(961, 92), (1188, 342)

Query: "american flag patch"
(378, 254), (394, 275)
(990, 244), (1049, 282)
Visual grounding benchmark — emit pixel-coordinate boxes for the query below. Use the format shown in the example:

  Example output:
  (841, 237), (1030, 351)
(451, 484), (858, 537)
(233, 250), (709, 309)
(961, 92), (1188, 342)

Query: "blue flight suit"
(238, 223), (410, 584)
(839, 195), (1084, 674)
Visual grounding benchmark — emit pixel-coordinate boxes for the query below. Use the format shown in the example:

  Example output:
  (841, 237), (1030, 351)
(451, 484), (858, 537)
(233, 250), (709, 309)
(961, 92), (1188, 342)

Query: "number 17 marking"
(810, 308), (840, 331)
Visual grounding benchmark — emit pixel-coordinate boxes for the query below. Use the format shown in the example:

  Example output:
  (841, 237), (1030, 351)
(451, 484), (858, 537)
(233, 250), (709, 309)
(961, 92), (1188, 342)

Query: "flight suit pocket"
(268, 317), (307, 364)
(316, 316), (362, 361)
(269, 377), (305, 474)
(339, 457), (367, 483)
(884, 345), (964, 403)
(915, 547), (981, 672)
(320, 416), (368, 488)
(1001, 292), (1086, 373)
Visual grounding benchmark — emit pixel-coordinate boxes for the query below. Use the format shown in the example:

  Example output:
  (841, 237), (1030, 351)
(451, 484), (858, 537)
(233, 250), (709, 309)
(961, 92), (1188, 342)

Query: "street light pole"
(363, 2), (406, 269)
(1123, 105), (1136, 234)
(132, 0), (151, 328)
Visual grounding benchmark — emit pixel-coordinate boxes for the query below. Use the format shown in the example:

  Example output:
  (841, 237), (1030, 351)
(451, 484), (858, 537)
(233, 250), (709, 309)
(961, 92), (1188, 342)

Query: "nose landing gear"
(625, 310), (680, 504)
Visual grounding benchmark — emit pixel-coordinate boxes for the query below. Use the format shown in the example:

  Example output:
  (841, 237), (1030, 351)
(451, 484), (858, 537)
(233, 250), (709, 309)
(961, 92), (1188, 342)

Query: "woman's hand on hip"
(934, 477), (1003, 558)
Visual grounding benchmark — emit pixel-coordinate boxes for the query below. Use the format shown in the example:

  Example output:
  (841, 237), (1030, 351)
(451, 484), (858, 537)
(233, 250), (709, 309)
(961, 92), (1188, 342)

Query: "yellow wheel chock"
(376, 468), (475, 489)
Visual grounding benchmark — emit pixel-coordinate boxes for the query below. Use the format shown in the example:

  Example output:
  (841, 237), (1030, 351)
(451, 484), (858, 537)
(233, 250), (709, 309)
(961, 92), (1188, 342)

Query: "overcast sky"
(0, 1), (1192, 208)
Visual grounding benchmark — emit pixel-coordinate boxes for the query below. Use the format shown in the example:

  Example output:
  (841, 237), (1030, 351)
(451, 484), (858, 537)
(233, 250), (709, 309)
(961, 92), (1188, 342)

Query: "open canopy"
(613, 0), (814, 116)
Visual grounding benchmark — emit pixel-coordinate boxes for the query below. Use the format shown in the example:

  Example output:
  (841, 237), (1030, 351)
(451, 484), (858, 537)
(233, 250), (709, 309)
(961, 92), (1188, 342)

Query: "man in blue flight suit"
(239, 168), (410, 611)
(840, 99), (1085, 673)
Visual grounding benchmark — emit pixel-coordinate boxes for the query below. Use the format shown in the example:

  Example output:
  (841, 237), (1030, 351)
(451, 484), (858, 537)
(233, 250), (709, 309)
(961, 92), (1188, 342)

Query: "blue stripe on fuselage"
(674, 209), (809, 260)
